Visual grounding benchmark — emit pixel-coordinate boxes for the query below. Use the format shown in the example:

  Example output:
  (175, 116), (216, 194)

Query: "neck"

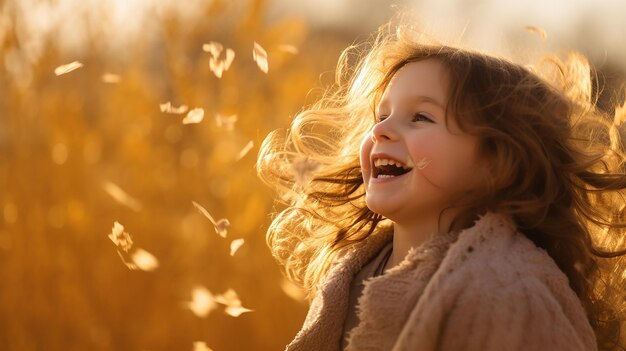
(383, 210), (459, 273)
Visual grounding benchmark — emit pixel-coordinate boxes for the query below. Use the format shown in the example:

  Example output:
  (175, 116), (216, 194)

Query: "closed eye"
(412, 113), (434, 123)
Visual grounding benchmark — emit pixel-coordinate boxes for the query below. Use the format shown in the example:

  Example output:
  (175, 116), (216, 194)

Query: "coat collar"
(286, 212), (517, 351)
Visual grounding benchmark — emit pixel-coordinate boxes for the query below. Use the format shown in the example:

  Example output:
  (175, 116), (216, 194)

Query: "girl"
(257, 21), (626, 351)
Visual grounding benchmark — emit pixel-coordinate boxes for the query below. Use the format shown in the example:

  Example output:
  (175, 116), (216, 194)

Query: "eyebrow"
(378, 95), (446, 111)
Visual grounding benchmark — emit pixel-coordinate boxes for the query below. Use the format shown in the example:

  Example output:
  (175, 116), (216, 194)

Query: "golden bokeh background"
(0, 0), (353, 349)
(1, 0), (625, 350)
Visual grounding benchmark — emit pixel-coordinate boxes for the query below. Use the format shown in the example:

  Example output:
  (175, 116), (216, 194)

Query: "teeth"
(377, 174), (395, 179)
(373, 158), (412, 170)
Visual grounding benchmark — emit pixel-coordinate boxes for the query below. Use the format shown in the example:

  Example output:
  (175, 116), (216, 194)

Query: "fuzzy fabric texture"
(285, 212), (598, 351)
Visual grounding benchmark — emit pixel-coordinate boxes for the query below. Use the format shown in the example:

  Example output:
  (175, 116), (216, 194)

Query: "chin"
(365, 197), (401, 220)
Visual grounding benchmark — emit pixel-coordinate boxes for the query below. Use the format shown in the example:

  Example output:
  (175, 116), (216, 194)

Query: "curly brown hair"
(257, 23), (626, 350)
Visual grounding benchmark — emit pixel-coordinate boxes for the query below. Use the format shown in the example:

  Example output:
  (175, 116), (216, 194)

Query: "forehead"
(380, 59), (450, 107)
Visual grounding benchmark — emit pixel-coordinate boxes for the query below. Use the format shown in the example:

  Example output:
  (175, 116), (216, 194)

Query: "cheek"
(410, 135), (477, 189)
(408, 136), (439, 177)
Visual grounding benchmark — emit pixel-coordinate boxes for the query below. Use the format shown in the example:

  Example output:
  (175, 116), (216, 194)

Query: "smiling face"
(359, 59), (488, 226)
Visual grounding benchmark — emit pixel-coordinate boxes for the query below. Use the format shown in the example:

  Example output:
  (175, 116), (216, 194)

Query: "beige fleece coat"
(286, 212), (598, 351)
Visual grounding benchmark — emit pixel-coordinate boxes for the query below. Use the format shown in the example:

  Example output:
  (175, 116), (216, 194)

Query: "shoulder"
(428, 271), (597, 350)
(443, 212), (567, 288)
(425, 212), (597, 350)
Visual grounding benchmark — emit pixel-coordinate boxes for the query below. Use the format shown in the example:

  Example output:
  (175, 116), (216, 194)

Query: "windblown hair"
(257, 22), (626, 349)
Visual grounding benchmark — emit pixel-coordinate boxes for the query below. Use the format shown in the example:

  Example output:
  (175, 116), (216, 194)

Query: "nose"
(370, 116), (398, 143)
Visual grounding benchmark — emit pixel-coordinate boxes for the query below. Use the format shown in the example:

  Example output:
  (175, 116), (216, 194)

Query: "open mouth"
(372, 158), (413, 179)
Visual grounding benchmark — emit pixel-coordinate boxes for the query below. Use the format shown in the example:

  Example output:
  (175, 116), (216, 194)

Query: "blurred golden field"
(2, 0), (626, 350)
(0, 0), (364, 349)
